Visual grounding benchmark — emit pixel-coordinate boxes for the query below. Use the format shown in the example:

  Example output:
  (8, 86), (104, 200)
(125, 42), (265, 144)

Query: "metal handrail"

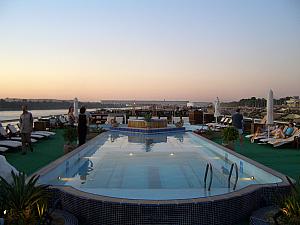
(228, 163), (239, 190)
(204, 163), (213, 191)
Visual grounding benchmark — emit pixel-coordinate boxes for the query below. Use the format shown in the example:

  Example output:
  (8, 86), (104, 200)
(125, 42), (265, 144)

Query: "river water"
(0, 109), (69, 121)
(0, 109), (96, 121)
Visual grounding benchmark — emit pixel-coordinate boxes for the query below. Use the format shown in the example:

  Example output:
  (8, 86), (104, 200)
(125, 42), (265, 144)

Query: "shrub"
(144, 113), (152, 122)
(63, 126), (78, 144)
(275, 177), (300, 224)
(222, 126), (239, 144)
(0, 172), (50, 225)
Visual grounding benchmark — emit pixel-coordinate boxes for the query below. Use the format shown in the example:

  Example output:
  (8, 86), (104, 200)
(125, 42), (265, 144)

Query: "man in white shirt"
(20, 105), (33, 154)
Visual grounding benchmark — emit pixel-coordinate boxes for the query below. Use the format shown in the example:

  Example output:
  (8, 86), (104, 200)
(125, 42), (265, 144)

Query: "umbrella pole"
(268, 125), (270, 138)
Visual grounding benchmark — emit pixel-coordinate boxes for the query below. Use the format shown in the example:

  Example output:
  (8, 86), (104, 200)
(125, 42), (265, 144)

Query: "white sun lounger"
(105, 116), (115, 124)
(182, 117), (190, 125)
(207, 117), (226, 127)
(172, 117), (181, 124)
(7, 125), (45, 139)
(0, 140), (22, 148)
(31, 131), (53, 137)
(0, 146), (8, 152)
(115, 117), (124, 124)
(215, 118), (230, 128)
(1, 127), (38, 143)
(11, 136), (38, 143)
(268, 129), (300, 148)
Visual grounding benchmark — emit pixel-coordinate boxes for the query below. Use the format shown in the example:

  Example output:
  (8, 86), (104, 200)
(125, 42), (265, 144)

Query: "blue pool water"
(40, 131), (282, 200)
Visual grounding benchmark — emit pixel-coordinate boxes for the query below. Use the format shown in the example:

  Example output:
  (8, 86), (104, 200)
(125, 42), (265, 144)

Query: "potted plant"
(222, 126), (239, 150)
(144, 113), (152, 128)
(111, 117), (119, 128)
(63, 126), (77, 154)
(175, 118), (184, 128)
(0, 172), (50, 225)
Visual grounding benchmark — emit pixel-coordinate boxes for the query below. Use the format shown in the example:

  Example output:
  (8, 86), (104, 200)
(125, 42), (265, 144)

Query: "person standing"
(232, 108), (243, 145)
(67, 106), (76, 127)
(20, 105), (33, 154)
(78, 106), (88, 146)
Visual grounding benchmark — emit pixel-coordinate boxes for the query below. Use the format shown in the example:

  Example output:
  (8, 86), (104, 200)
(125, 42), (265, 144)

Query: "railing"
(228, 163), (239, 190)
(204, 163), (213, 191)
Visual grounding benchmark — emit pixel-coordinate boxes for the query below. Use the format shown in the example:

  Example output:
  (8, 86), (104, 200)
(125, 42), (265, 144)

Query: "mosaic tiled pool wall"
(48, 184), (291, 225)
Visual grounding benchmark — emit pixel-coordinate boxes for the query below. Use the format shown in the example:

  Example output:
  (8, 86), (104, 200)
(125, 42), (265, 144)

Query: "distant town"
(0, 96), (299, 111)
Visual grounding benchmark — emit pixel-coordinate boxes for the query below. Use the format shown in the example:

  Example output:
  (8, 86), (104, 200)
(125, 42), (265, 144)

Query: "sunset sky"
(0, 0), (299, 102)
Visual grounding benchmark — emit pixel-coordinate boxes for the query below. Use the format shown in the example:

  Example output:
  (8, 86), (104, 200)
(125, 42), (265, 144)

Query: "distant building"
(286, 97), (300, 108)
(187, 101), (211, 108)
(100, 100), (189, 107)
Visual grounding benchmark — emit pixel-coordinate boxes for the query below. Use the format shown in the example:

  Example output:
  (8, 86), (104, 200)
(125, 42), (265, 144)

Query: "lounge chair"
(49, 117), (57, 128)
(206, 117), (226, 127)
(172, 117), (181, 124)
(33, 130), (55, 136)
(115, 117), (124, 124)
(58, 116), (68, 127)
(105, 116), (115, 124)
(160, 117), (168, 121)
(0, 127), (38, 143)
(0, 146), (8, 153)
(18, 123), (55, 137)
(0, 140), (22, 148)
(7, 125), (45, 139)
(215, 118), (230, 128)
(182, 117), (190, 125)
(268, 128), (300, 147)
(255, 126), (287, 143)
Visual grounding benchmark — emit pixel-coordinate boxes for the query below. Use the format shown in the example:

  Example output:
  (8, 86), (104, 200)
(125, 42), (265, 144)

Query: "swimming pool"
(37, 131), (291, 224)
(40, 131), (281, 200)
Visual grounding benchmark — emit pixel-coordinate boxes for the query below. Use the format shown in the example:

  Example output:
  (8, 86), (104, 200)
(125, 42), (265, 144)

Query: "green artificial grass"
(5, 129), (65, 175)
(213, 135), (300, 180)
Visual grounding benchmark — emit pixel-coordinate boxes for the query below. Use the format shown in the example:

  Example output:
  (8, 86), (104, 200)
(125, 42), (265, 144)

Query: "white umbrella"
(214, 97), (221, 123)
(74, 97), (79, 120)
(266, 89), (274, 137)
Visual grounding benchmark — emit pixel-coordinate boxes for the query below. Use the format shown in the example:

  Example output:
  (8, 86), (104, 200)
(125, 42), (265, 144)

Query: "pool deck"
(212, 135), (300, 180)
(2, 129), (298, 225)
(4, 129), (65, 175)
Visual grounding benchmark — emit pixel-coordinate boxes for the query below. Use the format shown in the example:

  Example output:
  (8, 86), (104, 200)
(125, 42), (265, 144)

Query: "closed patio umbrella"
(267, 90), (274, 137)
(214, 97), (221, 123)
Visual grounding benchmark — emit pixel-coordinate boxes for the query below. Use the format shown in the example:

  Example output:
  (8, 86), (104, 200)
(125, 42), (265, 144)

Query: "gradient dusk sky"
(0, 0), (299, 102)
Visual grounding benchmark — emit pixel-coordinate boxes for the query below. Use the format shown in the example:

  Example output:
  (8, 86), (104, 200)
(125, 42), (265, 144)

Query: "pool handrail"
(228, 163), (239, 190)
(204, 162), (213, 191)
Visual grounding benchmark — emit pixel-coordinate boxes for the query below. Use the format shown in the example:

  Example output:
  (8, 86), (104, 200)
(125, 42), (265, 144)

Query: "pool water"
(43, 132), (281, 200)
